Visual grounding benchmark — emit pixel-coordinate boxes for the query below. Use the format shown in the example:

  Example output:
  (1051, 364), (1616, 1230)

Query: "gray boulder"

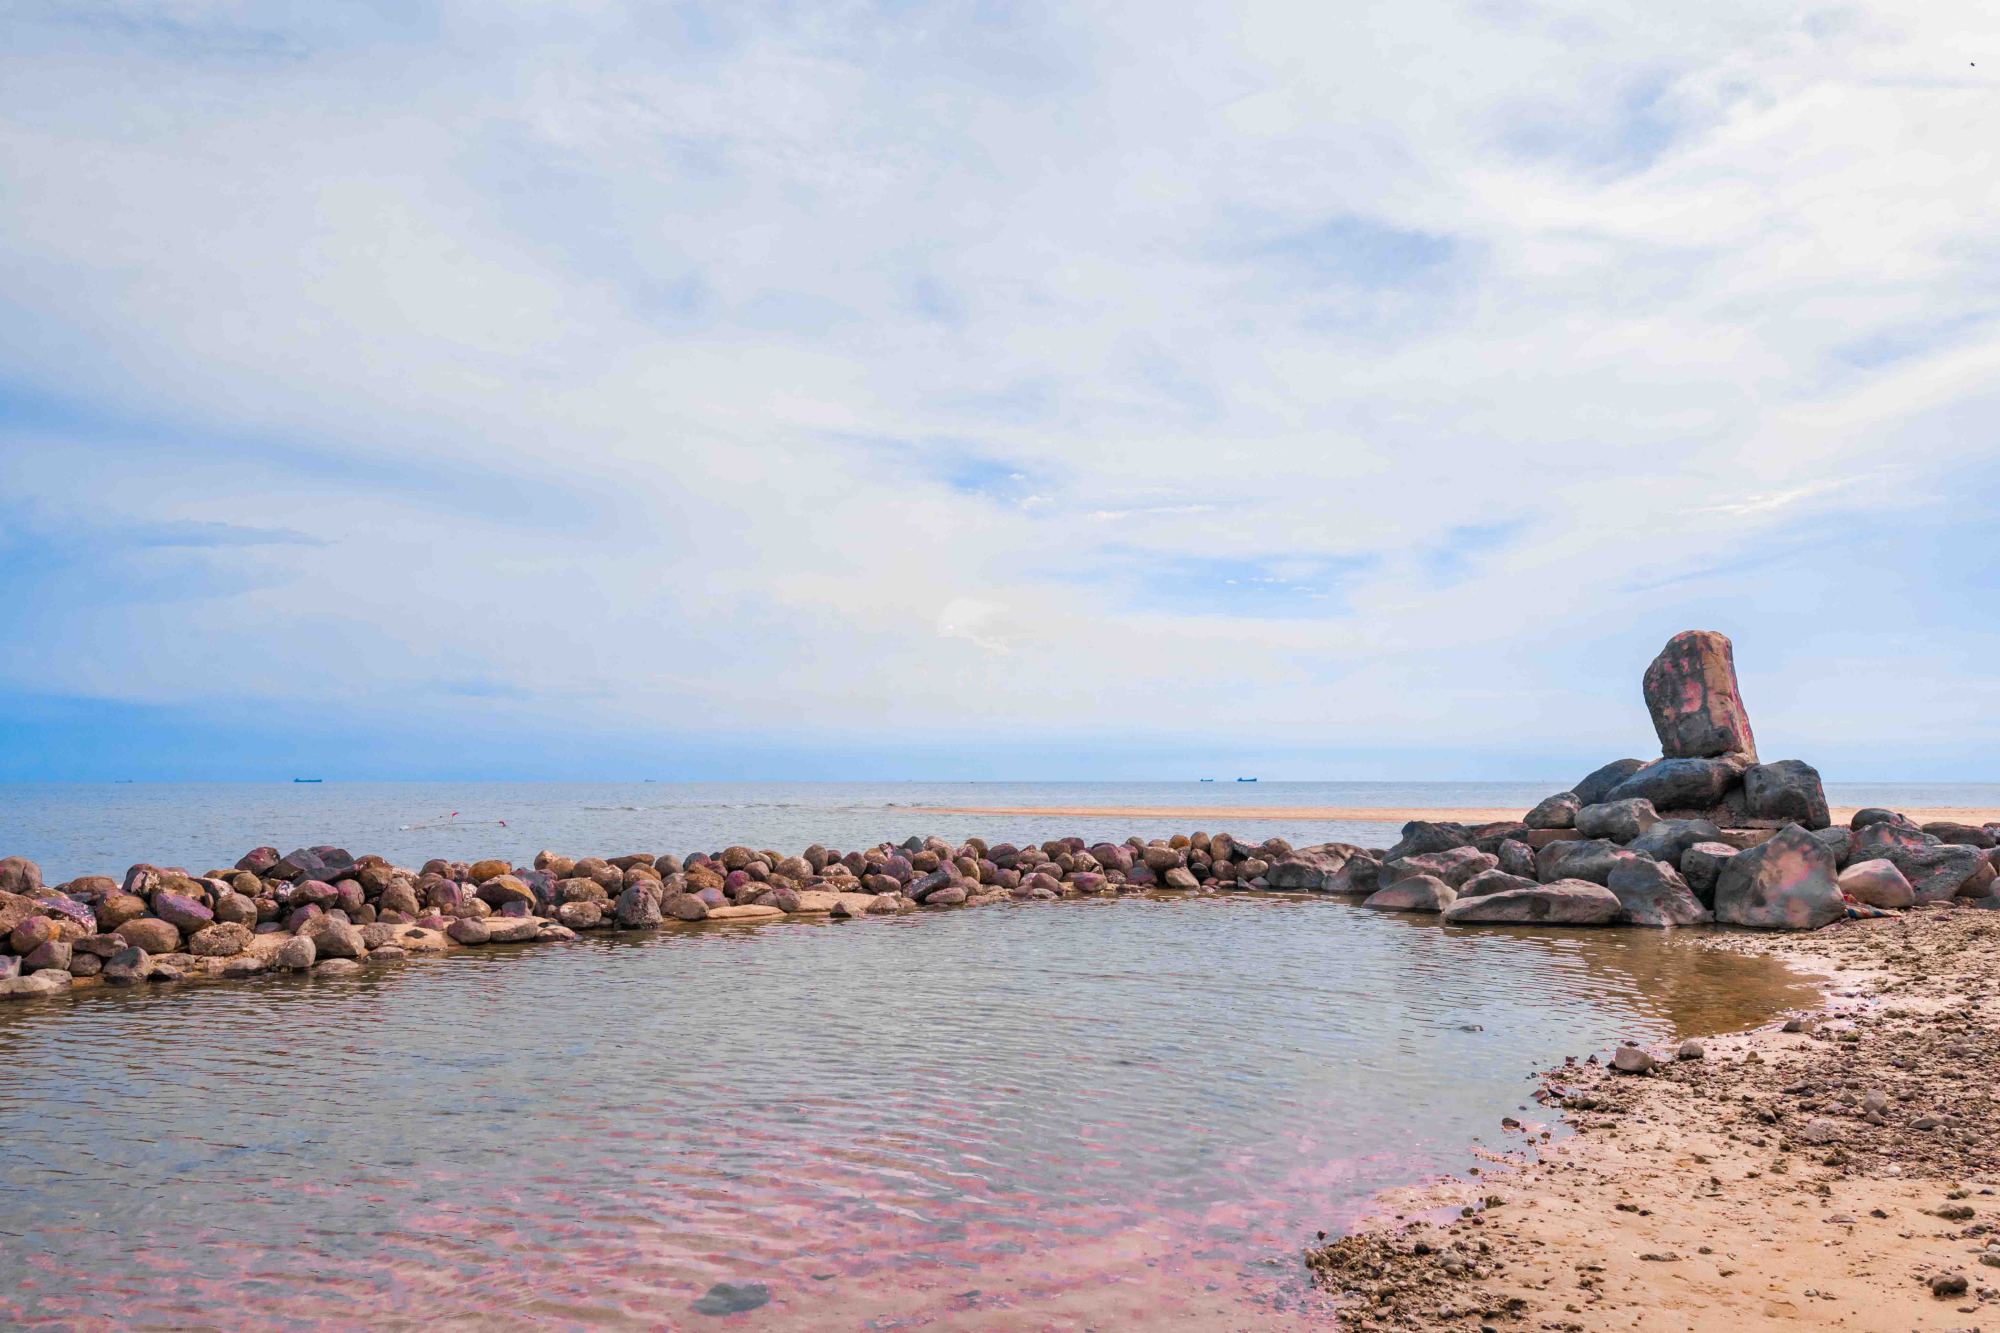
(1606, 859), (1711, 927)
(1524, 792), (1580, 830)
(1362, 874), (1456, 913)
(1742, 760), (1830, 830)
(1574, 758), (1647, 807)
(1383, 847), (1498, 889)
(1575, 798), (1660, 843)
(615, 883), (664, 928)
(1442, 881), (1621, 926)
(275, 935), (316, 970)
(1266, 844), (1354, 891)
(1837, 859), (1913, 910)
(1809, 826), (1853, 867)
(1628, 817), (1724, 864)
(1496, 839), (1537, 878)
(1606, 756), (1746, 811)
(1536, 838), (1652, 886)
(1713, 825), (1843, 930)
(1892, 845), (1988, 904)
(1459, 869), (1539, 898)
(1381, 821), (1473, 863)
(1678, 842), (1739, 907)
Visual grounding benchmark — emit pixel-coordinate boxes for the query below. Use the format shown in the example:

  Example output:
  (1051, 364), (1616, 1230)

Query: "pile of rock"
(1336, 631), (1999, 931)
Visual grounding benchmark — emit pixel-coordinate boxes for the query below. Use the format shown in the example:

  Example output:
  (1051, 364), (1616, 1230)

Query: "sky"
(1, 1), (1997, 782)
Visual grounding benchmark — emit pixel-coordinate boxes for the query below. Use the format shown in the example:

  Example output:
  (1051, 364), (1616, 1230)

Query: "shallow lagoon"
(0, 893), (1813, 1329)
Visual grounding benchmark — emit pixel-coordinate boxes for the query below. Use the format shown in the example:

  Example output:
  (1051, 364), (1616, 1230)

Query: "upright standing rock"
(1643, 631), (1757, 762)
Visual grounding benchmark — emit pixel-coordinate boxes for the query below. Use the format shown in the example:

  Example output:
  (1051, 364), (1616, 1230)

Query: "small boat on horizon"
(293, 778), (323, 783)
(1236, 777), (1258, 782)
(1199, 778), (1215, 783)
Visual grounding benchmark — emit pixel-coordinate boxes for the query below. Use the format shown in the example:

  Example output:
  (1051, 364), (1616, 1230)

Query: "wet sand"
(909, 805), (2000, 827)
(1310, 907), (2000, 1329)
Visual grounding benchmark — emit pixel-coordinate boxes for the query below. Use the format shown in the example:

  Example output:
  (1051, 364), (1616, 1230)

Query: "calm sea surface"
(4, 779), (1989, 885)
(0, 780), (1921, 1328)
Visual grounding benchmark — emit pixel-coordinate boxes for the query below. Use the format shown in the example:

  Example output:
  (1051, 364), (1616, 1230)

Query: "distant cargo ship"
(293, 778), (323, 783)
(1237, 777), (1258, 782)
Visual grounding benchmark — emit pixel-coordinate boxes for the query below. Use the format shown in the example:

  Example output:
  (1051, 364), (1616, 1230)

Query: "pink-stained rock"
(1606, 859), (1711, 927)
(1642, 630), (1757, 761)
(1713, 824), (1841, 930)
(1441, 880), (1622, 925)
(1362, 874), (1457, 913)
(1837, 858), (1913, 910)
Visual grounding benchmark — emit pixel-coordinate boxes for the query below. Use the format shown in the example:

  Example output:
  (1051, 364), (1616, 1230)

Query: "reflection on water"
(0, 896), (1813, 1330)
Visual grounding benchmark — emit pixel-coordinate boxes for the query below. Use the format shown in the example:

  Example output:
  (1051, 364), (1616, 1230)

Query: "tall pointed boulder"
(1642, 630), (1757, 762)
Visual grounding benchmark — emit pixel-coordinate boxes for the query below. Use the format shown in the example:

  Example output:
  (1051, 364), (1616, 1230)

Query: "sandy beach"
(909, 805), (2000, 828)
(1310, 906), (2000, 1329)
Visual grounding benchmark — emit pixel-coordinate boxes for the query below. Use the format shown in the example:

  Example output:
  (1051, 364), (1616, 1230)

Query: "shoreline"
(909, 805), (2000, 826)
(1312, 906), (2000, 1328)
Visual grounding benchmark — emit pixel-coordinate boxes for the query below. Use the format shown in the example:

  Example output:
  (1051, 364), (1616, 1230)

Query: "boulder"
(1742, 760), (1830, 830)
(212, 890), (259, 926)
(446, 918), (492, 945)
(1605, 756), (1745, 811)
(1441, 881), (1622, 926)
(187, 922), (254, 957)
(103, 945), (151, 983)
(1523, 793), (1580, 830)
(1837, 859), (1914, 910)
(1362, 874), (1457, 913)
(114, 917), (182, 954)
(476, 875), (537, 910)
(1891, 845), (1988, 904)
(275, 936), (317, 970)
(468, 858), (512, 883)
(151, 891), (213, 934)
(1922, 821), (1996, 849)
(1535, 839), (1651, 886)
(8, 915), (54, 956)
(663, 893), (709, 922)
(1574, 798), (1660, 843)
(1161, 867), (1200, 890)
(1266, 845), (1353, 891)
(1496, 839), (1537, 878)
(1848, 807), (1899, 830)
(924, 885), (970, 905)
(1627, 817), (1724, 865)
(1606, 859), (1711, 927)
(235, 846), (281, 874)
(615, 884), (664, 929)
(0, 971), (70, 1001)
(1459, 869), (1539, 898)
(555, 901), (604, 929)
(1642, 629), (1757, 760)
(0, 856), (41, 896)
(1574, 758), (1648, 806)
(315, 958), (362, 977)
(1848, 819), (1929, 862)
(24, 939), (72, 972)
(1383, 847), (1498, 889)
(1678, 842), (1739, 906)
(1381, 821), (1473, 863)
(377, 882), (421, 917)
(302, 917), (366, 959)
(1809, 826), (1853, 867)
(1712, 825), (1842, 930)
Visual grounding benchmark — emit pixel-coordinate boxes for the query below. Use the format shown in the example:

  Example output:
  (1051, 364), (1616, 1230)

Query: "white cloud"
(1, 0), (1996, 766)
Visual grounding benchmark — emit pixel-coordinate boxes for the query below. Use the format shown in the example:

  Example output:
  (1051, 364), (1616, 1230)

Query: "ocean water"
(4, 779), (1991, 884)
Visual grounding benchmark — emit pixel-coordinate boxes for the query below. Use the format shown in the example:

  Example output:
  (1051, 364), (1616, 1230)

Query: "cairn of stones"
(1348, 630), (2000, 930)
(3, 630), (1996, 1002)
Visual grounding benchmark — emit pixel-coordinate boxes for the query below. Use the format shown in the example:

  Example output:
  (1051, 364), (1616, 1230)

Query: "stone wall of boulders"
(0, 830), (1337, 1001)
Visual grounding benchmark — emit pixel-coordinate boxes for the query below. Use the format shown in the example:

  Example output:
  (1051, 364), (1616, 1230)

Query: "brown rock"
(1642, 629), (1757, 761)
